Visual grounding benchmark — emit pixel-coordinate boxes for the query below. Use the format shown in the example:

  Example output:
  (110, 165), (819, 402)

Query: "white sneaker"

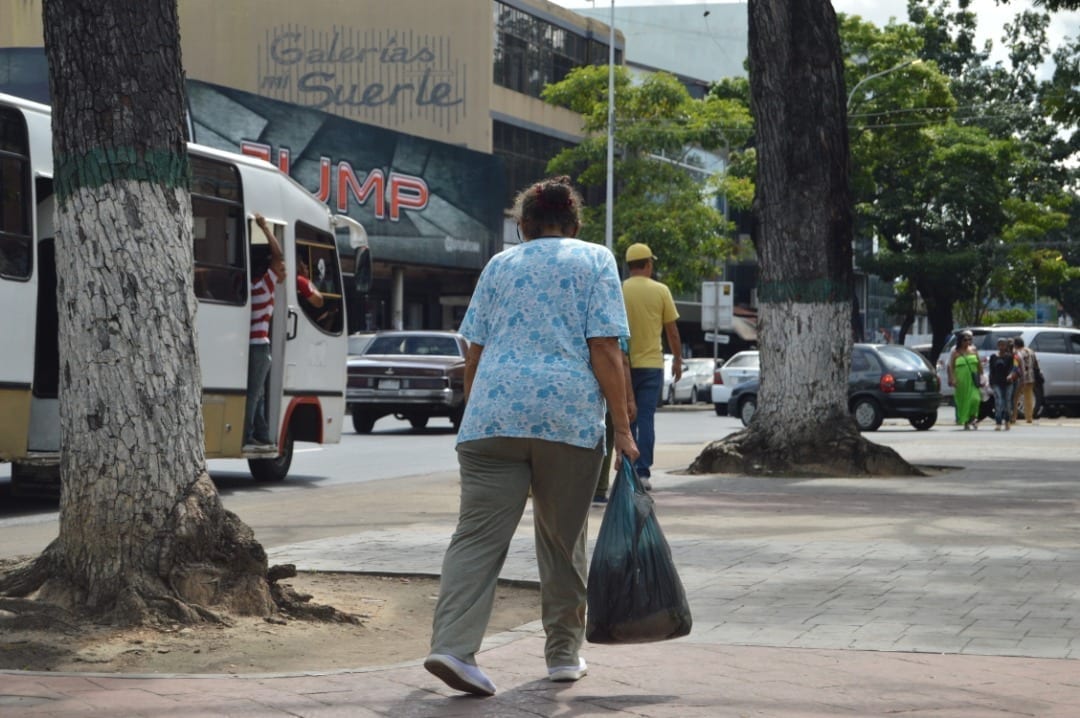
(548, 657), (588, 682)
(424, 654), (496, 696)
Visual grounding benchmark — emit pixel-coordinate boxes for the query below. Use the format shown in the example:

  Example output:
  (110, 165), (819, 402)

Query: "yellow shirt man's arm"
(666, 321), (682, 381)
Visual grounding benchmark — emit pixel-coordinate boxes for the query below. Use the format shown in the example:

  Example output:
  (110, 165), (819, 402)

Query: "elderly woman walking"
(424, 176), (639, 697)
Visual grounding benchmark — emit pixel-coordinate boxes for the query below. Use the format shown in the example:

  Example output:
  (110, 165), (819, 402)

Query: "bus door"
(287, 220), (347, 443)
(191, 155), (250, 457)
(0, 103), (37, 461)
(250, 216), (287, 448)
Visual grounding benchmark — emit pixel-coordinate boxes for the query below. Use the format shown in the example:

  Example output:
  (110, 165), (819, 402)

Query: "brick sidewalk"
(2, 436), (1078, 716)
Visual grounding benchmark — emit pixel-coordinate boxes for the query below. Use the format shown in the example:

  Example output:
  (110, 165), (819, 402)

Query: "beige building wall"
(1, 0), (618, 151)
(178, 0), (493, 150)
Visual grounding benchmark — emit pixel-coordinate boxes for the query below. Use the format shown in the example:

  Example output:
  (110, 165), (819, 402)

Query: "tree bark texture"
(7, 0), (273, 622)
(691, 0), (914, 476)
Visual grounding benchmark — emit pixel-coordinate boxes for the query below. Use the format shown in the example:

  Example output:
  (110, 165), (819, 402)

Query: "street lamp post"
(847, 58), (920, 111)
(846, 57), (920, 342)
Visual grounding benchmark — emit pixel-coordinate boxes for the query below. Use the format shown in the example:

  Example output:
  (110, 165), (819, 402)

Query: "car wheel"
(450, 406), (464, 431)
(352, 407), (376, 434)
(909, 413), (937, 431)
(714, 402), (727, 417)
(851, 397), (884, 432)
(248, 428), (293, 482)
(408, 416), (429, 430)
(737, 396), (757, 427)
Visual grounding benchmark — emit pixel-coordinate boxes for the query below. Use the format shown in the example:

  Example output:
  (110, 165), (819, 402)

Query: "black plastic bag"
(586, 459), (692, 644)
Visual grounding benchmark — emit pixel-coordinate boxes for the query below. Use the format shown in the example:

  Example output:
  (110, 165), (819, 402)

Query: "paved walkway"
(3, 424), (1079, 716)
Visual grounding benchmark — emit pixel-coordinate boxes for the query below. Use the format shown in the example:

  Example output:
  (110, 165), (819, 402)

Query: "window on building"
(493, 1), (619, 99)
(191, 156), (246, 305)
(493, 121), (574, 206)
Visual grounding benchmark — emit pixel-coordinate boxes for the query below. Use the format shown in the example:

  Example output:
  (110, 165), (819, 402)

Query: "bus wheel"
(249, 429), (293, 482)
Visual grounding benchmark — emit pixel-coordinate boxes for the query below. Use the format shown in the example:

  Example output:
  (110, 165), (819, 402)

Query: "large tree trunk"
(0, 0), (271, 624)
(691, 0), (914, 477)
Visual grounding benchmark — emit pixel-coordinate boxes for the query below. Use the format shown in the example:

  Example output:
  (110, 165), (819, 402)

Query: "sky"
(551, 0), (1079, 68)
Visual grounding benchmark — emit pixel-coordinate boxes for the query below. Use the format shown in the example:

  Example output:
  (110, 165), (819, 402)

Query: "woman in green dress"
(948, 331), (984, 429)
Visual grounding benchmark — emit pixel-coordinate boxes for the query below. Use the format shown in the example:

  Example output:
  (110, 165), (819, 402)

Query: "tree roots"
(0, 475), (360, 629)
(267, 564), (362, 625)
(689, 427), (923, 477)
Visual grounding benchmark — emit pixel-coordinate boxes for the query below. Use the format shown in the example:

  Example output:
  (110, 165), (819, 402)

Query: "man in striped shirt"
(244, 213), (286, 448)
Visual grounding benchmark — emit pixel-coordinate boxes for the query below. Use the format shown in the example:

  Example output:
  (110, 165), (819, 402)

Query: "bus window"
(296, 221), (343, 334)
(0, 106), (31, 280)
(191, 156), (245, 304)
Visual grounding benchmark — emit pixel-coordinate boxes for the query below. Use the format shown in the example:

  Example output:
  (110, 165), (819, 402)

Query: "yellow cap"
(625, 243), (656, 263)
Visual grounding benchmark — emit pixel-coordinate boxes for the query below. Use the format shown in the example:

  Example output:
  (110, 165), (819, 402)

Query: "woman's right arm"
(589, 337), (640, 464)
(463, 343), (484, 403)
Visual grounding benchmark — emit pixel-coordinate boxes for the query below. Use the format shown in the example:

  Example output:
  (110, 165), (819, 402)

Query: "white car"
(712, 350), (760, 415)
(665, 357), (715, 405)
(348, 332), (377, 357)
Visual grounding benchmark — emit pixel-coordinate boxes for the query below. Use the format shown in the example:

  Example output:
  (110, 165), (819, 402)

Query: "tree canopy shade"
(846, 1), (1078, 356)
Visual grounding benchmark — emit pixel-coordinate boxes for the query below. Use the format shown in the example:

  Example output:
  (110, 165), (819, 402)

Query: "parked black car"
(728, 344), (941, 431)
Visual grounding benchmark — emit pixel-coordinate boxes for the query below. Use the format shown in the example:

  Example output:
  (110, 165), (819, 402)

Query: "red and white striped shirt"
(249, 271), (278, 344)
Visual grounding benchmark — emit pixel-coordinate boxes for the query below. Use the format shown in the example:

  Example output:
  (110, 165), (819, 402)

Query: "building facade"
(0, 0), (623, 332)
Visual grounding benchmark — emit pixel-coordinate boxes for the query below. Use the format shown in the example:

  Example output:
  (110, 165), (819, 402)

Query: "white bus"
(0, 92), (368, 491)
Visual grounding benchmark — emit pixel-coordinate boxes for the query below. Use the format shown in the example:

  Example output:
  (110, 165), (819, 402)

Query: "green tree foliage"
(541, 65), (752, 293)
(847, 1), (1076, 354)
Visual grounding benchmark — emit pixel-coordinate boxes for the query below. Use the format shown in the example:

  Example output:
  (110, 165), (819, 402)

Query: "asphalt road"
(2, 405), (1078, 560)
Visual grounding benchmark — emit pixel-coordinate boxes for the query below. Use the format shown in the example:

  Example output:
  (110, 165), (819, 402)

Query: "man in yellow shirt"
(622, 243), (682, 488)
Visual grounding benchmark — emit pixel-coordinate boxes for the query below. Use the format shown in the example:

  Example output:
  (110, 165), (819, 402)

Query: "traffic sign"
(701, 281), (734, 331)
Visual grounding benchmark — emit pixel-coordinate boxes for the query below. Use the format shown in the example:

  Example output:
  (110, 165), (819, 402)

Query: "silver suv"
(935, 324), (1080, 418)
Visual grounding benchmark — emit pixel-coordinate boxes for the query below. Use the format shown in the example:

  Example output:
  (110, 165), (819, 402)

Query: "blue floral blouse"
(456, 237), (629, 450)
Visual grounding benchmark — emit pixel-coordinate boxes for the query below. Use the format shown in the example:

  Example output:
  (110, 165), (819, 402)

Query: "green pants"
(431, 437), (603, 668)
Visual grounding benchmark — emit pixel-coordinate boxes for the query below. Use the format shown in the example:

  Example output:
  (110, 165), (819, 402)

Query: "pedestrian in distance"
(988, 338), (1018, 431)
(947, 330), (983, 430)
(622, 242), (682, 487)
(425, 176), (639, 697)
(243, 213), (285, 449)
(1011, 336), (1040, 423)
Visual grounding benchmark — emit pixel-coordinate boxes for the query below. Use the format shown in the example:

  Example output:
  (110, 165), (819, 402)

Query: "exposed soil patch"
(0, 572), (540, 674)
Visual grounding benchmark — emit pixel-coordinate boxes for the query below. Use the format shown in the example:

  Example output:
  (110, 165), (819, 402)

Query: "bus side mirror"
(354, 247), (372, 294)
